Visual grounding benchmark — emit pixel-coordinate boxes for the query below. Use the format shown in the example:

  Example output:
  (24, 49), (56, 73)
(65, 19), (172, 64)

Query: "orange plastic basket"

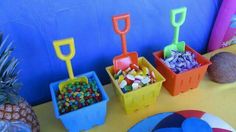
(153, 45), (211, 96)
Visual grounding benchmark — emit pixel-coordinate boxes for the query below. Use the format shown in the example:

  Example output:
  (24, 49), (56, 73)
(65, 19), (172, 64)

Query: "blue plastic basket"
(50, 71), (109, 132)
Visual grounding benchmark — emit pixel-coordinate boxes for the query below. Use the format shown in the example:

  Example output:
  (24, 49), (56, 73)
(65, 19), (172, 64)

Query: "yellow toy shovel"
(53, 38), (88, 93)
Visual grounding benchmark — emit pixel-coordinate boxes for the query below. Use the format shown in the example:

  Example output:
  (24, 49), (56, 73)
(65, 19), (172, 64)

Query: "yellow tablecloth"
(33, 45), (236, 132)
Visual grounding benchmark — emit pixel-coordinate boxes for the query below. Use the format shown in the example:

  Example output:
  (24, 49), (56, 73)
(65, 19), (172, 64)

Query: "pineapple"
(0, 34), (40, 132)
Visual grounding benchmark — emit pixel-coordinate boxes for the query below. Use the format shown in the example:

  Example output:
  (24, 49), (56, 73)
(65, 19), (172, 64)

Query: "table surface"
(33, 45), (236, 132)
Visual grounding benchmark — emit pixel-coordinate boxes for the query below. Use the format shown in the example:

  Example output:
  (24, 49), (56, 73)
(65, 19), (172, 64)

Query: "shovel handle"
(112, 14), (130, 34)
(112, 14), (130, 54)
(171, 7), (187, 44)
(53, 38), (75, 79)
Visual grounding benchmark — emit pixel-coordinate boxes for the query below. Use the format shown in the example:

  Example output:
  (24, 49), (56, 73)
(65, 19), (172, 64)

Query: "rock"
(207, 52), (236, 83)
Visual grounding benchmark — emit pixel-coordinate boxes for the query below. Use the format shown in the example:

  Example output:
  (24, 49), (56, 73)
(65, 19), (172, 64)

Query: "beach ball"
(129, 110), (235, 132)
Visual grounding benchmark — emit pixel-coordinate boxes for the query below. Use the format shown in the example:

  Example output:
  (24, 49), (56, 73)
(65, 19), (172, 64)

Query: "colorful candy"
(162, 50), (200, 74)
(114, 64), (157, 93)
(56, 78), (102, 115)
(119, 80), (127, 88)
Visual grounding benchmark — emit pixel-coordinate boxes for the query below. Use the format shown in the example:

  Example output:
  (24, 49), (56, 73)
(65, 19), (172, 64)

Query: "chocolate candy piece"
(117, 75), (124, 84)
(125, 67), (131, 73)
(119, 80), (127, 88)
(124, 85), (132, 92)
(141, 77), (151, 84)
(142, 66), (149, 75)
(121, 88), (127, 93)
(132, 82), (139, 90)
(135, 75), (144, 81)
(56, 77), (102, 115)
(114, 69), (122, 79)
(129, 69), (137, 76)
(126, 74), (135, 81)
(150, 71), (156, 80)
(130, 64), (139, 70)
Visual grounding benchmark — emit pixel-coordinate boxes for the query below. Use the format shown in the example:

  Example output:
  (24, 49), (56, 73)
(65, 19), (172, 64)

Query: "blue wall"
(0, 0), (221, 105)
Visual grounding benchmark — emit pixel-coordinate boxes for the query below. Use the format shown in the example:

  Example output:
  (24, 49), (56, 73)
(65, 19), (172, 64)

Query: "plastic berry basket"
(50, 71), (109, 132)
(153, 45), (211, 96)
(106, 57), (165, 114)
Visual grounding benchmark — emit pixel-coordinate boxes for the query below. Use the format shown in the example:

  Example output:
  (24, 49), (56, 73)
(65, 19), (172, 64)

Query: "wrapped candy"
(114, 64), (157, 93)
(162, 50), (200, 74)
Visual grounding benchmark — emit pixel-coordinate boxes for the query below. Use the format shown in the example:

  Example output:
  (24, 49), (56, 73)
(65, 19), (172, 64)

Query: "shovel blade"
(176, 41), (185, 52)
(59, 76), (88, 93)
(164, 41), (186, 58)
(164, 44), (178, 58)
(113, 52), (138, 73)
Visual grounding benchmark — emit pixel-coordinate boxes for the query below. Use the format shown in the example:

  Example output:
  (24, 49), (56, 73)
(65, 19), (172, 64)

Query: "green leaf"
(0, 94), (7, 105)
(0, 33), (2, 44)
(0, 35), (21, 104)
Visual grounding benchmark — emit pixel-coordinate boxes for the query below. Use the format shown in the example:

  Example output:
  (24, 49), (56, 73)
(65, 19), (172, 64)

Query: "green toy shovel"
(164, 7), (187, 58)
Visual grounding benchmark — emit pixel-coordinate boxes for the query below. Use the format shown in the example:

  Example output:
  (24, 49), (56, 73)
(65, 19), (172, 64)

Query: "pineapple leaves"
(0, 33), (2, 43)
(0, 35), (21, 105)
(0, 94), (7, 105)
